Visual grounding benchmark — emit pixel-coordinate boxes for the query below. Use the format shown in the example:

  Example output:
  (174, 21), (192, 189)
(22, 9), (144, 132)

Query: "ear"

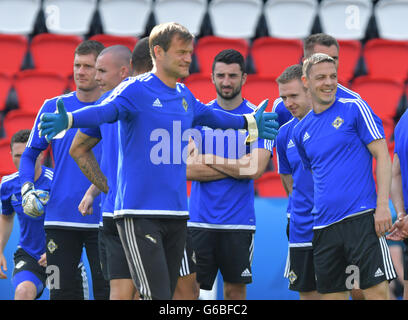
(211, 73), (215, 84)
(301, 74), (308, 89)
(241, 72), (248, 86)
(153, 45), (163, 60)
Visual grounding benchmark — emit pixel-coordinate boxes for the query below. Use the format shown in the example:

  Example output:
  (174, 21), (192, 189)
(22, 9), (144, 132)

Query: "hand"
(386, 214), (408, 240)
(374, 205), (392, 238)
(245, 99), (279, 143)
(21, 182), (50, 218)
(38, 253), (47, 267)
(39, 98), (72, 142)
(0, 253), (7, 279)
(78, 192), (95, 216)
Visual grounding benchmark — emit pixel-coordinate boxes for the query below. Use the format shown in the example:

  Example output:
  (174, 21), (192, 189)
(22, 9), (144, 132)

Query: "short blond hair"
(302, 53), (335, 78)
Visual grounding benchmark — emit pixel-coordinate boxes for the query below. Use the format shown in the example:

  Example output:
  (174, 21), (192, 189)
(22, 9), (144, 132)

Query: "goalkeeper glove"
(21, 182), (50, 218)
(39, 98), (73, 142)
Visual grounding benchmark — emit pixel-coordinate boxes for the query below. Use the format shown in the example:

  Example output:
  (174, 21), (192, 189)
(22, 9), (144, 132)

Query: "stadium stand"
(319, 0), (373, 40)
(0, 138), (15, 176)
(0, 34), (28, 77)
(0, 73), (12, 112)
(0, 0), (41, 34)
(208, 0), (263, 39)
(42, 0), (98, 35)
(242, 75), (279, 107)
(2, 110), (37, 139)
(89, 34), (138, 51)
(337, 39), (362, 85)
(374, 0), (408, 40)
(182, 73), (215, 104)
(154, 0), (207, 36)
(263, 0), (318, 39)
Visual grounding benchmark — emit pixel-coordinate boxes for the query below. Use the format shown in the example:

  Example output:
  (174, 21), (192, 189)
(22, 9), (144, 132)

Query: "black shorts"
(286, 246), (316, 292)
(99, 217), (131, 280)
(402, 239), (408, 280)
(179, 230), (196, 277)
(12, 248), (47, 299)
(313, 212), (396, 294)
(116, 217), (187, 300)
(189, 228), (254, 291)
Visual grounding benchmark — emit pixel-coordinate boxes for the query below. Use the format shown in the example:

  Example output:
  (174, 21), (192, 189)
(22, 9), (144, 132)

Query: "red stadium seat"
(3, 110), (37, 139)
(351, 76), (404, 141)
(251, 37), (303, 78)
(0, 73), (12, 111)
(337, 40), (362, 85)
(14, 70), (68, 113)
(0, 138), (15, 177)
(363, 39), (408, 83)
(30, 33), (83, 78)
(0, 34), (28, 77)
(194, 36), (250, 75)
(242, 75), (279, 108)
(254, 171), (286, 197)
(182, 73), (215, 104)
(89, 34), (138, 51)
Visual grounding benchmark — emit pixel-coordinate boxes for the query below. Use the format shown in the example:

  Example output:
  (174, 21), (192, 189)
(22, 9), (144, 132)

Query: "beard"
(215, 85), (242, 100)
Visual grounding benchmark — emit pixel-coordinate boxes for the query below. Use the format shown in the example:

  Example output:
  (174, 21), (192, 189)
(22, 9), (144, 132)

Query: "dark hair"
(149, 22), (194, 60)
(276, 64), (303, 84)
(132, 37), (153, 74)
(303, 33), (339, 58)
(75, 40), (105, 58)
(10, 129), (31, 149)
(212, 49), (245, 73)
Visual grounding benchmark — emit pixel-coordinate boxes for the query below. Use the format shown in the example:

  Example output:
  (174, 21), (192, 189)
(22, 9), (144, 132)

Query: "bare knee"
(224, 282), (246, 300)
(109, 279), (136, 300)
(15, 282), (37, 300)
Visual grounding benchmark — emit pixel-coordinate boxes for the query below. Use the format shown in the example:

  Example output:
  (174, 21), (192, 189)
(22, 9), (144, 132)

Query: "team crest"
(47, 239), (58, 254)
(332, 116), (344, 129)
(182, 98), (188, 112)
(288, 270), (297, 284)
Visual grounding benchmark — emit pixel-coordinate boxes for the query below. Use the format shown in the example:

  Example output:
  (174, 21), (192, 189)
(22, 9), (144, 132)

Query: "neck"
(217, 95), (243, 111)
(76, 87), (102, 103)
(312, 98), (335, 114)
(153, 66), (178, 88)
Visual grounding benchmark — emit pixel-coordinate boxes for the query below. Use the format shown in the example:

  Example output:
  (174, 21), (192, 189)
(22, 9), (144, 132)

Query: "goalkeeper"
(38, 22), (279, 300)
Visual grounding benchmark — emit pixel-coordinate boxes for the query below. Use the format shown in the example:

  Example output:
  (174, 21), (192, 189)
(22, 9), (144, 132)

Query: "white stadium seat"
(208, 0), (263, 39)
(43, 0), (97, 35)
(0, 0), (41, 34)
(153, 0), (207, 36)
(319, 0), (373, 40)
(374, 0), (408, 40)
(263, 0), (318, 39)
(99, 0), (152, 36)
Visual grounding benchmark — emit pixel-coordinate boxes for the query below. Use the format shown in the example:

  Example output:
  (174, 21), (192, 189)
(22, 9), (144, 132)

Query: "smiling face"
(278, 79), (310, 120)
(303, 61), (338, 107)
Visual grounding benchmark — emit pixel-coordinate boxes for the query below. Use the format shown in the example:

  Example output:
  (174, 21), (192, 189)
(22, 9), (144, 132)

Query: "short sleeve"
(352, 99), (385, 145)
(293, 125), (311, 171)
(26, 100), (54, 151)
(0, 180), (13, 216)
(276, 130), (292, 175)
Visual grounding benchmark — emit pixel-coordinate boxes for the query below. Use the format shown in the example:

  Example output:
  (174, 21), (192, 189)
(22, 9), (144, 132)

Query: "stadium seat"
(351, 76), (404, 141)
(319, 0), (373, 40)
(251, 37), (303, 78)
(0, 139), (15, 177)
(182, 73), (215, 104)
(99, 0), (152, 36)
(154, 0), (207, 36)
(242, 75), (279, 107)
(363, 39), (408, 83)
(0, 0), (41, 34)
(0, 73), (12, 111)
(0, 34), (28, 77)
(89, 34), (138, 51)
(337, 40), (362, 84)
(254, 171), (287, 197)
(43, 0), (97, 35)
(375, 0), (408, 40)
(14, 70), (68, 113)
(194, 36), (250, 75)
(3, 110), (37, 139)
(208, 0), (263, 39)
(263, 0), (318, 39)
(30, 33), (83, 78)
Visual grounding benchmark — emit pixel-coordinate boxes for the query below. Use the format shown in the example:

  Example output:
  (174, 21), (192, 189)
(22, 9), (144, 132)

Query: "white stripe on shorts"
(379, 236), (397, 280)
(179, 247), (190, 277)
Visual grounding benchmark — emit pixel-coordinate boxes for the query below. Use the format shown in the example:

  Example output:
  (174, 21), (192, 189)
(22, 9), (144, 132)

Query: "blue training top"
(20, 92), (102, 230)
(188, 99), (273, 231)
(1, 166), (53, 260)
(394, 109), (408, 212)
(293, 97), (384, 229)
(277, 117), (314, 245)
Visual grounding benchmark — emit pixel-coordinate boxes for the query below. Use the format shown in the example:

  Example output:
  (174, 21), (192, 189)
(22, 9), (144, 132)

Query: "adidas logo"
(374, 268), (384, 277)
(287, 139), (295, 149)
(152, 98), (162, 107)
(11, 194), (18, 202)
(303, 132), (310, 142)
(241, 268), (252, 277)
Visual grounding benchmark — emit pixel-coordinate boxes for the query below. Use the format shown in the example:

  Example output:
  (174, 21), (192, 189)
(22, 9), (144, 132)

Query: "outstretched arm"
(69, 130), (108, 194)
(0, 214), (14, 279)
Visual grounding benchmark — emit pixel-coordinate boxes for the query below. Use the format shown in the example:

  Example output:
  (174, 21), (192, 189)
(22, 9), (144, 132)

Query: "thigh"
(218, 232), (254, 286)
(116, 217), (171, 300)
(45, 229), (84, 300)
(179, 230), (197, 277)
(189, 228), (218, 291)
